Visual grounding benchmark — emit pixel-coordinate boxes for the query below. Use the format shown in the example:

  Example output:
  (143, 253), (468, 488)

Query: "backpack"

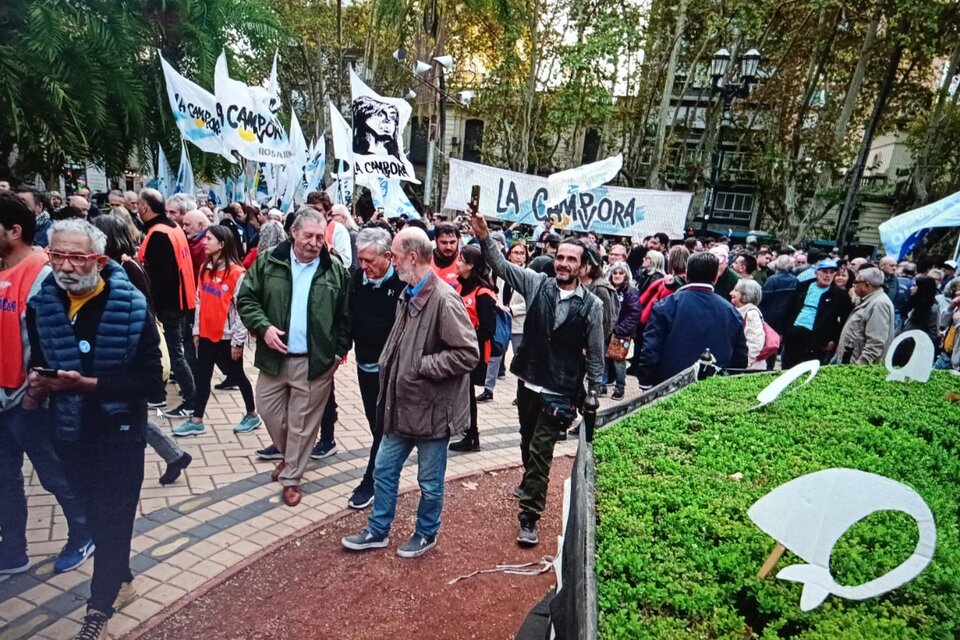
(490, 307), (513, 358)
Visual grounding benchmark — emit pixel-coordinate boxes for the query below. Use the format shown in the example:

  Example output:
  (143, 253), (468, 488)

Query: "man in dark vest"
(23, 218), (163, 640)
(470, 207), (604, 547)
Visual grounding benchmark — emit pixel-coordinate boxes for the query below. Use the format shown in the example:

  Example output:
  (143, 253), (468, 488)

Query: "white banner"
(214, 51), (292, 164)
(546, 154), (623, 206)
(278, 107), (308, 212)
(175, 141), (195, 196)
(158, 52), (236, 163)
(329, 101), (353, 163)
(349, 70), (419, 183)
(444, 158), (692, 238)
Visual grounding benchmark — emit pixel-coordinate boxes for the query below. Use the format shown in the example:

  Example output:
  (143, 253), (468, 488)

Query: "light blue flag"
(175, 141), (195, 196)
(156, 145), (174, 198)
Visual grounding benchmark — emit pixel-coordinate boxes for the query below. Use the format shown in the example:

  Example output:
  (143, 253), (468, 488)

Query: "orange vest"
(138, 223), (197, 310)
(197, 263), (245, 342)
(0, 252), (49, 388)
(460, 286), (495, 364)
(431, 256), (461, 292)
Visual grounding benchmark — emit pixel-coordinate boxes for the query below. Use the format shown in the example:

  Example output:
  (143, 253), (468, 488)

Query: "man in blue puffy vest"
(23, 218), (163, 640)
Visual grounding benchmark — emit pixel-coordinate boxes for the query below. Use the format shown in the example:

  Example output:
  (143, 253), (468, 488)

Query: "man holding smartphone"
(0, 193), (93, 577)
(469, 203), (605, 546)
(23, 217), (163, 640)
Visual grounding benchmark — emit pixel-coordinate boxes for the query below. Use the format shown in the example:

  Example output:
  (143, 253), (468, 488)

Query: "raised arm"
(468, 206), (542, 299)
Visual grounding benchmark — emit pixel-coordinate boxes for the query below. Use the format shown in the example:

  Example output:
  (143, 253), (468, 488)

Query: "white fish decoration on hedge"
(752, 360), (820, 409)
(884, 330), (935, 383)
(748, 468), (936, 611)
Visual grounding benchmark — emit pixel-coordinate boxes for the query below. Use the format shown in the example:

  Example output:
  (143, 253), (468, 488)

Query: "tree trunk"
(646, 0), (688, 190)
(913, 40), (960, 204)
(834, 42), (904, 249)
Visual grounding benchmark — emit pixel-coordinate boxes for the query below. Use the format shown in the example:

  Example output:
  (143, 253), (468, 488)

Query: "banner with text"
(349, 70), (418, 183)
(214, 51), (292, 164)
(444, 159), (692, 238)
(159, 52), (236, 163)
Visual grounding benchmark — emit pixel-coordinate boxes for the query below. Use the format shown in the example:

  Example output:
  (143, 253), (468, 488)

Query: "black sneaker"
(347, 484), (374, 510)
(517, 521), (539, 546)
(611, 388), (625, 400)
(74, 608), (109, 640)
(159, 452), (192, 486)
(163, 402), (194, 418)
(596, 385), (608, 397)
(256, 444), (283, 460)
(476, 390), (494, 403)
(397, 533), (436, 558)
(214, 379), (239, 391)
(311, 441), (337, 460)
(567, 425), (579, 437)
(341, 528), (389, 551)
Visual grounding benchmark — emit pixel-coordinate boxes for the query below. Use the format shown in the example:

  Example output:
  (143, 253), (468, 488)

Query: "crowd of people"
(1, 179), (958, 639)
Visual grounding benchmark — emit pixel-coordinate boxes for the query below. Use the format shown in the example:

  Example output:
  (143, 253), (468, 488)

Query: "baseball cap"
(943, 259), (957, 269)
(816, 259), (840, 271)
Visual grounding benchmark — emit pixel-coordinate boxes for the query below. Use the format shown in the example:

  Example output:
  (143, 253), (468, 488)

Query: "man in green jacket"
(237, 208), (351, 507)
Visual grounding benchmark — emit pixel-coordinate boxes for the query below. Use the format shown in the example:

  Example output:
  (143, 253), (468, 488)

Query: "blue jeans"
(0, 405), (89, 556)
(367, 434), (449, 539)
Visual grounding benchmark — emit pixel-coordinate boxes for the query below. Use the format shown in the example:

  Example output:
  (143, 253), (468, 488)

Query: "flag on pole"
(214, 51), (292, 164)
(327, 160), (354, 207)
(175, 141), (195, 196)
(158, 52), (236, 163)
(349, 70), (418, 183)
(303, 136), (327, 196)
(156, 145), (173, 198)
(329, 101), (353, 164)
(359, 174), (420, 218)
(279, 106), (308, 212)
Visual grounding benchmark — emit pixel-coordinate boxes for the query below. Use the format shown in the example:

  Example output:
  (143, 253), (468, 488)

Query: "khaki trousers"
(256, 357), (336, 487)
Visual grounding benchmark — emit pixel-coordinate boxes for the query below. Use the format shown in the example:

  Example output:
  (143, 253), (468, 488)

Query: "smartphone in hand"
(32, 367), (59, 378)
(469, 185), (481, 212)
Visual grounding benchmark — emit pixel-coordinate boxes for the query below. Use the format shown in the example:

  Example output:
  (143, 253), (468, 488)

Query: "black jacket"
(785, 280), (852, 349)
(349, 268), (405, 366)
(141, 215), (188, 314)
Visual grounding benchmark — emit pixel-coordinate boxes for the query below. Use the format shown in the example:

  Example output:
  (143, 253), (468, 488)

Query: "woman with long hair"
(171, 226), (261, 437)
(634, 249), (665, 297)
(91, 215), (193, 485)
(899, 275), (939, 344)
(606, 263), (641, 399)
(449, 244), (498, 452)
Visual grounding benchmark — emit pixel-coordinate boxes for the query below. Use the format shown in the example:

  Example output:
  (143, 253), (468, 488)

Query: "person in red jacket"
(171, 226), (261, 437)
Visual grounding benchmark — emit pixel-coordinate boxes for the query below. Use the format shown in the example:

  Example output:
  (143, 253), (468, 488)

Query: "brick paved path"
(0, 352), (635, 639)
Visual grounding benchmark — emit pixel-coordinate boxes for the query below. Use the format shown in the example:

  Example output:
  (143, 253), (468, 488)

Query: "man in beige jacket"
(342, 227), (478, 558)
(836, 267), (895, 365)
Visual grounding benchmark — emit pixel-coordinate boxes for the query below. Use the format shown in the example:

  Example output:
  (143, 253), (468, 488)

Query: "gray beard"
(54, 270), (101, 294)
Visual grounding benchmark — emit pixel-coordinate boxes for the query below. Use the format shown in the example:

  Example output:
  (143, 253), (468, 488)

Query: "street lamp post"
(700, 48), (761, 234)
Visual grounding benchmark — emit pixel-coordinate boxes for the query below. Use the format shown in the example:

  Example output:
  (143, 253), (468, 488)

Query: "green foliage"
(594, 367), (960, 639)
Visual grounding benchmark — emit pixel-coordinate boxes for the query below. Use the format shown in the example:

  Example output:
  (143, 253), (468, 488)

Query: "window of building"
(463, 119), (484, 163)
(713, 191), (754, 222)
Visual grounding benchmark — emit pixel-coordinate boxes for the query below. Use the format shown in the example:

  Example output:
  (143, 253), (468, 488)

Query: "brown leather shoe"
(271, 461), (286, 482)
(282, 485), (301, 507)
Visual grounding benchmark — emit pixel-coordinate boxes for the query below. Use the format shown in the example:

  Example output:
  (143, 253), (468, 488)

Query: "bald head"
(138, 188), (164, 222)
(391, 227), (433, 285)
(182, 210), (210, 237)
(68, 195), (90, 217)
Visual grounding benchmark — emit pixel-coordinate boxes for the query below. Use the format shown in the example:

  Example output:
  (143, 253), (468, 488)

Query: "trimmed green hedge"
(595, 367), (960, 639)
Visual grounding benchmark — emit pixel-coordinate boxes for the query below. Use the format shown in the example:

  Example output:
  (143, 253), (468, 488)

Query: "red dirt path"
(138, 456), (574, 640)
